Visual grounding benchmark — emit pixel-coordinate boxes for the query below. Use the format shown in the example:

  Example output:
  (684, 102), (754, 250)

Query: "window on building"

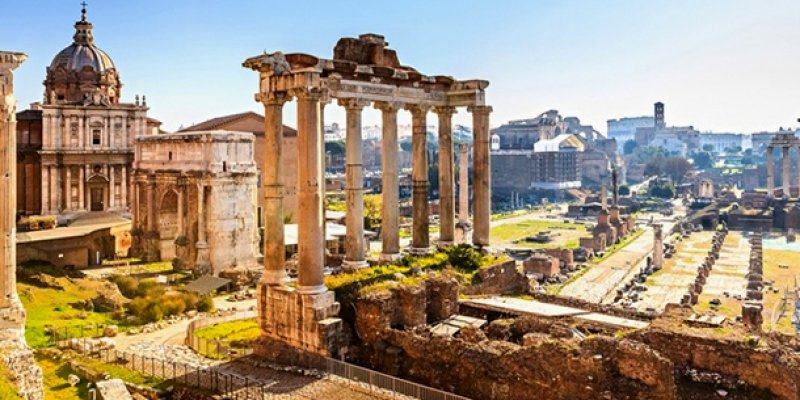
(92, 129), (101, 145)
(168, 151), (173, 161)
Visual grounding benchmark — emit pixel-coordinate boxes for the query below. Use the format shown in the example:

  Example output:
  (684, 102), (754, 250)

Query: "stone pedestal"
(255, 285), (348, 364)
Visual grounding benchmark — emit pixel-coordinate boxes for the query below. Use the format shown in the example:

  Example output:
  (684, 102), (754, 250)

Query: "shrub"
(110, 275), (139, 299)
(445, 244), (482, 272)
(197, 296), (215, 313)
(162, 294), (187, 316)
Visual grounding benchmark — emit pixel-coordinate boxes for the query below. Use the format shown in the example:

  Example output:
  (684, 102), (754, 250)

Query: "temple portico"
(243, 33), (491, 361)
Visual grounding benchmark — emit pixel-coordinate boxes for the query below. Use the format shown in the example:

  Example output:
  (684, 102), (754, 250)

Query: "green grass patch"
(490, 219), (586, 243)
(490, 209), (533, 221)
(194, 319), (260, 349)
(19, 279), (128, 348)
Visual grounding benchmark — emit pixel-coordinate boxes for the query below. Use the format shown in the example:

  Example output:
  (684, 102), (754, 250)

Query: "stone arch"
(158, 189), (179, 260)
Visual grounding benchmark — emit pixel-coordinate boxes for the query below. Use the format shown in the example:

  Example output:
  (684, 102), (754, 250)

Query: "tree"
(702, 144), (715, 152)
(650, 183), (675, 199)
(741, 156), (754, 165)
(619, 185), (631, 196)
(644, 159), (662, 177)
(661, 156), (691, 183)
(623, 140), (638, 155)
(325, 141), (345, 157)
(692, 151), (713, 170)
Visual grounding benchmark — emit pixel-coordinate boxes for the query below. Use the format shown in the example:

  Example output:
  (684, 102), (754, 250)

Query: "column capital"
(258, 91), (290, 106)
(374, 101), (403, 114)
(337, 98), (370, 111)
(289, 86), (325, 101)
(405, 103), (431, 117)
(433, 105), (458, 118)
(467, 105), (493, 115)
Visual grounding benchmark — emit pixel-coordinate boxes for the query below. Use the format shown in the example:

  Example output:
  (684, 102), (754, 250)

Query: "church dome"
(50, 41), (115, 74)
(43, 5), (122, 105)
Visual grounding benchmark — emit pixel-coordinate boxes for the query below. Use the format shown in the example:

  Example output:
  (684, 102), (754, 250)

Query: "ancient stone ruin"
(0, 50), (44, 399)
(242, 33), (493, 364)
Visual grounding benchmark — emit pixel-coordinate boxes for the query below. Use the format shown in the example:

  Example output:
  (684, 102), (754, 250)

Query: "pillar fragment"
(339, 98), (370, 269)
(435, 106), (457, 248)
(468, 105), (492, 248)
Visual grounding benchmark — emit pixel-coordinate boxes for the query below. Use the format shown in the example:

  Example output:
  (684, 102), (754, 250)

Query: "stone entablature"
(132, 131), (259, 276)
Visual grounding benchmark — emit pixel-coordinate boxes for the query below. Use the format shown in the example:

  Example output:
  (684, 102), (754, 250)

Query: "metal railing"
(325, 357), (470, 400)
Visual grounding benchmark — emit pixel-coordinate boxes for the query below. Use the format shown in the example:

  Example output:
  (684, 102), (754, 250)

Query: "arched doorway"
(159, 189), (179, 260)
(86, 174), (109, 212)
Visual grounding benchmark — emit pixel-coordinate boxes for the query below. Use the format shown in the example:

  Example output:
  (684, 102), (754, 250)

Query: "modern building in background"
(607, 116), (653, 149)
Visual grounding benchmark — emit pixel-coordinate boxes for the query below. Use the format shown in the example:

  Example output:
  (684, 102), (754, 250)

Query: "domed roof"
(50, 43), (115, 73)
(49, 5), (115, 74)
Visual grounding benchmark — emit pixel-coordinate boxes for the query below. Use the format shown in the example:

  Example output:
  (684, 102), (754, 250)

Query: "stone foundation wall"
(630, 328), (800, 400)
(358, 328), (675, 400)
(461, 260), (526, 295)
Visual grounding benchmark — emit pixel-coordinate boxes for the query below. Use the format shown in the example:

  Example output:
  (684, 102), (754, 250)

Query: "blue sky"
(4, 0), (800, 133)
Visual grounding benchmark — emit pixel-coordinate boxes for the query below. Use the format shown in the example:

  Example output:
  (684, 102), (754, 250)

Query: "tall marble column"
(78, 166), (85, 210)
(41, 166), (50, 215)
(260, 93), (289, 285)
(435, 106), (456, 248)
(767, 146), (774, 197)
(0, 49), (43, 400)
(796, 146), (800, 198)
(652, 223), (664, 270)
(64, 166), (71, 211)
(109, 165), (116, 209)
(0, 52), (25, 307)
(376, 102), (402, 260)
(407, 104), (431, 254)
(469, 105), (492, 248)
(292, 87), (326, 294)
(146, 177), (155, 231)
(176, 182), (185, 236)
(783, 146), (791, 197)
(120, 165), (127, 209)
(456, 143), (470, 244)
(196, 183), (210, 272)
(340, 98), (369, 269)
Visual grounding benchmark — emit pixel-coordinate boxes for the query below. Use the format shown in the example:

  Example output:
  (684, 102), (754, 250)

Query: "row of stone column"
(41, 164), (128, 214)
(766, 145), (800, 197)
(260, 89), (492, 294)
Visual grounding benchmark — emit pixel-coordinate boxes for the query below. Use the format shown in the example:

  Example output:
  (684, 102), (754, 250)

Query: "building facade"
(607, 116), (653, 148)
(17, 8), (154, 217)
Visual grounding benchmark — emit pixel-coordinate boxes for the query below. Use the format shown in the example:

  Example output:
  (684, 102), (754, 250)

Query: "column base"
(437, 240), (454, 249)
(296, 284), (328, 295)
(342, 259), (369, 271)
(409, 246), (432, 256)
(260, 270), (290, 286)
(379, 252), (402, 263)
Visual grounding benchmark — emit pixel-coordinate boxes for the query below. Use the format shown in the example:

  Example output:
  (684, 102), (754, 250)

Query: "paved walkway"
(560, 225), (654, 303)
(636, 231), (714, 312)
